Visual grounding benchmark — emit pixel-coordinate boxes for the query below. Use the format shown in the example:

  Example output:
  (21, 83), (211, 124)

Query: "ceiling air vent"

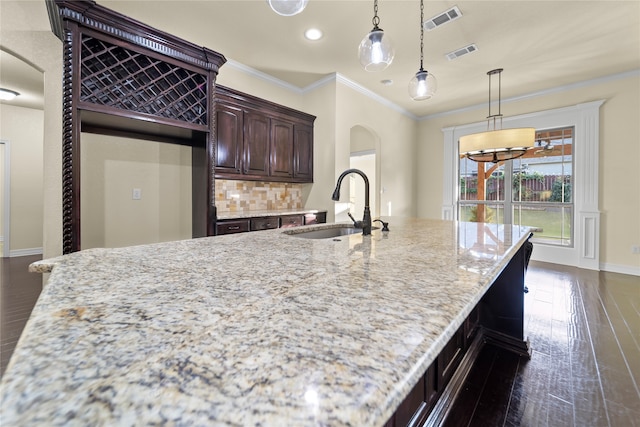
(424, 6), (462, 31)
(445, 44), (478, 61)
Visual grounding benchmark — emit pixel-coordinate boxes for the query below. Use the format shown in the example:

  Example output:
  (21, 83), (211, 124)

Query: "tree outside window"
(459, 127), (574, 247)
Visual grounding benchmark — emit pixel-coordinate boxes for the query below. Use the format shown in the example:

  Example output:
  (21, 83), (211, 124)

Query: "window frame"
(442, 100), (603, 270)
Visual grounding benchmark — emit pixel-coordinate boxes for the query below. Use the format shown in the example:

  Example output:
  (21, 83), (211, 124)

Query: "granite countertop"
(216, 208), (326, 220)
(1, 218), (531, 426)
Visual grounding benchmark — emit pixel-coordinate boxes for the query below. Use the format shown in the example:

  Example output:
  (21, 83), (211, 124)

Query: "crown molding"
(225, 59), (639, 123)
(421, 69), (640, 121)
(225, 59), (417, 119)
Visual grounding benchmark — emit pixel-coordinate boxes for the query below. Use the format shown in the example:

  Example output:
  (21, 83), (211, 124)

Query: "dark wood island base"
(386, 237), (533, 427)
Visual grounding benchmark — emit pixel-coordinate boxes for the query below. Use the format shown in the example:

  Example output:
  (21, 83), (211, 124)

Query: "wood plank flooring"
(444, 261), (640, 427)
(1, 256), (638, 426)
(1, 255), (42, 376)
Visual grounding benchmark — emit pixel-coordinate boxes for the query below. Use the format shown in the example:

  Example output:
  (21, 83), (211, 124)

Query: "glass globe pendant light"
(408, 0), (436, 100)
(358, 0), (395, 72)
(267, 0), (308, 16)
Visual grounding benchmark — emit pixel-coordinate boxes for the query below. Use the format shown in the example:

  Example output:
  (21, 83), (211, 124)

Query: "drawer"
(303, 211), (327, 225)
(216, 220), (250, 235)
(251, 217), (279, 231)
(280, 214), (304, 228)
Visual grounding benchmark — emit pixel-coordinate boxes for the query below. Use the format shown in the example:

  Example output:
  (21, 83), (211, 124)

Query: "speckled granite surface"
(216, 208), (326, 220)
(2, 218), (531, 426)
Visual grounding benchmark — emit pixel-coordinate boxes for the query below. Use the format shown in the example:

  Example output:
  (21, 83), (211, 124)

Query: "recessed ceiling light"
(304, 28), (323, 41)
(381, 79), (393, 86)
(0, 88), (20, 101)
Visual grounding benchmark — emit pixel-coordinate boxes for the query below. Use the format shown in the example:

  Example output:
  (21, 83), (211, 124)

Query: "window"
(443, 100), (602, 269)
(512, 127), (574, 246)
(459, 127), (574, 247)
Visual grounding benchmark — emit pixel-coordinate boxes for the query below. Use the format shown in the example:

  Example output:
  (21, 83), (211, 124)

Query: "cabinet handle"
(228, 226), (240, 230)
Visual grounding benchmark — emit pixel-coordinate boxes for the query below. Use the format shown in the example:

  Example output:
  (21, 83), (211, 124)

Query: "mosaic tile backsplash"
(216, 180), (303, 212)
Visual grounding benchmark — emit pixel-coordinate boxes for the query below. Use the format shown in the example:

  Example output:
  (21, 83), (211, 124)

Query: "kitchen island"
(1, 218), (532, 426)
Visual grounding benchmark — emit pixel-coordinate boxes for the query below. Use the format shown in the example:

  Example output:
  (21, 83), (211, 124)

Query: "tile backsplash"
(216, 180), (303, 212)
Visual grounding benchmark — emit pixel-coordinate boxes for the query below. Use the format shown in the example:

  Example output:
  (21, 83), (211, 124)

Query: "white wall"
(417, 73), (640, 274)
(334, 82), (417, 219)
(0, 104), (44, 255)
(80, 134), (192, 249)
(1, 0), (63, 259)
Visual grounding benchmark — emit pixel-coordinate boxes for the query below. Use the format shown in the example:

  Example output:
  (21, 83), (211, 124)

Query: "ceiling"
(2, 1), (639, 117)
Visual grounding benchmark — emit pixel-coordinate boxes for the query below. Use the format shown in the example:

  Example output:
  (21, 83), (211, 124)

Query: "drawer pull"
(228, 226), (240, 230)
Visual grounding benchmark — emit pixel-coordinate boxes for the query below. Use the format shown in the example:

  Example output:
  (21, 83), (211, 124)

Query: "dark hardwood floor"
(1, 254), (42, 376)
(1, 257), (638, 426)
(444, 261), (640, 427)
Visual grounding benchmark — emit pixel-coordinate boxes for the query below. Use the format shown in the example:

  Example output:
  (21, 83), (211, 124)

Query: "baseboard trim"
(600, 263), (640, 277)
(9, 247), (43, 257)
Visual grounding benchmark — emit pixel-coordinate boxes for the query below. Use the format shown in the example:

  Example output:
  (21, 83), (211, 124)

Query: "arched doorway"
(0, 49), (44, 257)
(347, 125), (380, 221)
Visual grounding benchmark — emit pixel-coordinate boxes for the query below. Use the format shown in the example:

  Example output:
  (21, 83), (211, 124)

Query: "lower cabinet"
(388, 364), (438, 427)
(216, 219), (250, 235)
(216, 211), (327, 236)
(385, 312), (479, 427)
(279, 214), (304, 228)
(250, 217), (279, 231)
(437, 326), (465, 389)
(304, 211), (327, 225)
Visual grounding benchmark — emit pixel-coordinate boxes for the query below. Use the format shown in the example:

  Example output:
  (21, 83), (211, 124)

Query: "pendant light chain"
(372, 0), (380, 28)
(419, 0), (424, 71)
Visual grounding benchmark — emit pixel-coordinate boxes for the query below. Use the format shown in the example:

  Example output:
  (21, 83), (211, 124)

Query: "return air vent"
(424, 6), (462, 31)
(445, 44), (478, 61)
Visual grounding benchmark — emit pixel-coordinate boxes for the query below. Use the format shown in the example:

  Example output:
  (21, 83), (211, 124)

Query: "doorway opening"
(0, 140), (9, 258)
(349, 150), (377, 219)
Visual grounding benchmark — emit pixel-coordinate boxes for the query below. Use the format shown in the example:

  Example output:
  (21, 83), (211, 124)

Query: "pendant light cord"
(487, 68), (504, 130)
(419, 0), (424, 71)
(372, 0), (381, 29)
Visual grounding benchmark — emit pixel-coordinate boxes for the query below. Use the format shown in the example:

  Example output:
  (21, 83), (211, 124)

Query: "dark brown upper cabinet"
(293, 124), (313, 181)
(214, 103), (243, 175)
(270, 119), (294, 178)
(244, 111), (271, 176)
(214, 85), (315, 183)
(48, 0), (226, 253)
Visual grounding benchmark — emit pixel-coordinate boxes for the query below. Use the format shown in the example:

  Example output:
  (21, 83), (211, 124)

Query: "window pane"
(459, 157), (477, 201)
(459, 202), (504, 224)
(459, 158), (505, 201)
(513, 128), (573, 203)
(486, 163), (505, 202)
(513, 204), (573, 246)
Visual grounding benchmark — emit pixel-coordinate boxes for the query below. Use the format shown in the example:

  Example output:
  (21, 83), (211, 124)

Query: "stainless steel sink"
(285, 225), (378, 239)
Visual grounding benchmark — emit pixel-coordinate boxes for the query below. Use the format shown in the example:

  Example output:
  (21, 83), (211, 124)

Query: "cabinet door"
(437, 326), (464, 389)
(293, 123), (313, 182)
(214, 103), (243, 175)
(270, 119), (294, 178)
(279, 214), (304, 228)
(303, 211), (327, 225)
(244, 112), (270, 176)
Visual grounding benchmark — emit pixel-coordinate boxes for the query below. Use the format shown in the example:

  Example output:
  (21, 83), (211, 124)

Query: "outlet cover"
(632, 245), (640, 254)
(132, 188), (142, 200)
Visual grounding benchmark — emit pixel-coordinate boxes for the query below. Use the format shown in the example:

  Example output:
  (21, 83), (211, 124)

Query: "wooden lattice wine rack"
(48, 0), (226, 253)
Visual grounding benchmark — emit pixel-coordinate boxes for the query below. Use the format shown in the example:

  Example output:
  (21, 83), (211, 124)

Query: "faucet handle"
(347, 212), (363, 228)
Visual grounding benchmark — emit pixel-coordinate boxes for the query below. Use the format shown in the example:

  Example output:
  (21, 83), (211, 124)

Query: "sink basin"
(285, 225), (378, 239)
